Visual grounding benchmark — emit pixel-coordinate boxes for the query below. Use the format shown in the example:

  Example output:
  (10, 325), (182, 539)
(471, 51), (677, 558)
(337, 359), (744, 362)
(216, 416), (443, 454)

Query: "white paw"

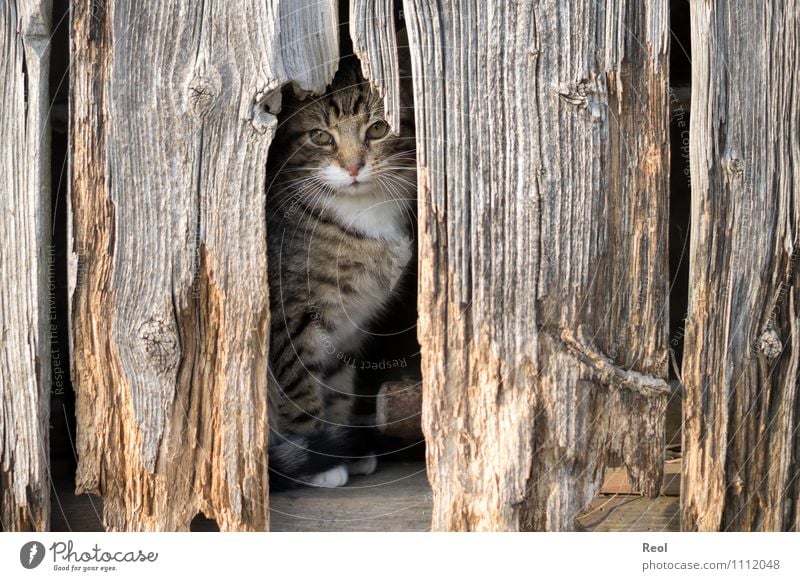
(307, 464), (349, 488)
(347, 454), (377, 476)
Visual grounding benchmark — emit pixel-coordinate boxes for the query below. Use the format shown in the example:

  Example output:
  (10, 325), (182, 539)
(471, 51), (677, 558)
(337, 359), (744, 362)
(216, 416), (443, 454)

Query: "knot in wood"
(139, 318), (179, 373)
(725, 157), (745, 177)
(554, 77), (603, 122)
(251, 105), (275, 135)
(250, 89), (282, 135)
(731, 474), (744, 495)
(187, 70), (221, 117)
(555, 80), (588, 106)
(758, 329), (782, 359)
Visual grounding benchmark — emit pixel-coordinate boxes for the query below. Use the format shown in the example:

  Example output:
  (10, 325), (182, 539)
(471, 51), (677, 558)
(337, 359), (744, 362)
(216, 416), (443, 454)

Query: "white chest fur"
(321, 191), (414, 317)
(323, 191), (410, 243)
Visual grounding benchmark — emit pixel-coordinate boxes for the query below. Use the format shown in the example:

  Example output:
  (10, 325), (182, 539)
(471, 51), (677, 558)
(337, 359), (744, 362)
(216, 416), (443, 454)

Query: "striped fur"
(266, 57), (416, 489)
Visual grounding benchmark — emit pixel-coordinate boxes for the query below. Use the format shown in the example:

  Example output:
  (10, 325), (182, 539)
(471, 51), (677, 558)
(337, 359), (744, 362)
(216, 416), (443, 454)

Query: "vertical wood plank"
(70, 0), (338, 531)
(682, 0), (800, 531)
(349, 0), (401, 131)
(406, 0), (670, 531)
(0, 0), (52, 532)
(280, 0), (338, 95)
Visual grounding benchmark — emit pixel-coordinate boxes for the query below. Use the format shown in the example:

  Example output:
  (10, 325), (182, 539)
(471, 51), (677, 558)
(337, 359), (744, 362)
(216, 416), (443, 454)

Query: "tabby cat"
(266, 57), (416, 489)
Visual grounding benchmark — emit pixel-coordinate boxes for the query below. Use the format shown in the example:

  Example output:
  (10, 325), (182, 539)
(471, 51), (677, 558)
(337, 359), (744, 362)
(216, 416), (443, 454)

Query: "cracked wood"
(69, 0), (339, 531)
(404, 0), (670, 531)
(0, 0), (52, 532)
(682, 0), (800, 532)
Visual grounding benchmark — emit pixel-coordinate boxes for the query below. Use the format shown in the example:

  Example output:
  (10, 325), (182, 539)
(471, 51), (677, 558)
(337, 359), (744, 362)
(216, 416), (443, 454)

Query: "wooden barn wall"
(69, 0), (337, 531)
(682, 0), (800, 531)
(8, 0), (798, 535)
(0, 0), (52, 532)
(404, 0), (671, 530)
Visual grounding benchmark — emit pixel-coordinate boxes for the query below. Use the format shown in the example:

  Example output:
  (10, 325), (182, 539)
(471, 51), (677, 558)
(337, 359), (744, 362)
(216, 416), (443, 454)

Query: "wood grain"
(405, 0), (670, 530)
(280, 0), (338, 95)
(69, 0), (338, 531)
(682, 0), (800, 532)
(349, 0), (401, 131)
(0, 0), (51, 532)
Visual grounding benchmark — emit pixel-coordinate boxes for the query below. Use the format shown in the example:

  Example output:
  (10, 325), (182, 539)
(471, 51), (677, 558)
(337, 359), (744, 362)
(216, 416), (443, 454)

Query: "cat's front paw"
(307, 464), (349, 488)
(347, 454), (377, 476)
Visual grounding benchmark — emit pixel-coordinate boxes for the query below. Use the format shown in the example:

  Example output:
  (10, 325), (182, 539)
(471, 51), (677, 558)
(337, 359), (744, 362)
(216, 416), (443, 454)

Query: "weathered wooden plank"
(0, 0), (51, 532)
(682, 0), (800, 531)
(279, 0), (338, 95)
(406, 0), (670, 530)
(349, 0), (401, 131)
(69, 0), (338, 531)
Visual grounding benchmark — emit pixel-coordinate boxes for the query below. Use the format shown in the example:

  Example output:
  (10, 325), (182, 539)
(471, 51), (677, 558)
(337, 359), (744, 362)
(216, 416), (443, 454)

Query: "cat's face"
(273, 62), (416, 199)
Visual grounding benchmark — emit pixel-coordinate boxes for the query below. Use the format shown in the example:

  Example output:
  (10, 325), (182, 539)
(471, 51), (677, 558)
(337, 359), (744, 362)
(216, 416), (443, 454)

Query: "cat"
(266, 56), (416, 490)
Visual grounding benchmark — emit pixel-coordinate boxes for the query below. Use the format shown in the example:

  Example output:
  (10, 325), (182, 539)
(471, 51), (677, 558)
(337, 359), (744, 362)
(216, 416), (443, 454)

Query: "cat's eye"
(309, 129), (334, 146)
(366, 120), (389, 140)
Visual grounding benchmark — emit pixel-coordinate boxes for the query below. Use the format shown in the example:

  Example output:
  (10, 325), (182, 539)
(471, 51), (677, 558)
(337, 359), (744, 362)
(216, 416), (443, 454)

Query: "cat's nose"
(344, 163), (363, 177)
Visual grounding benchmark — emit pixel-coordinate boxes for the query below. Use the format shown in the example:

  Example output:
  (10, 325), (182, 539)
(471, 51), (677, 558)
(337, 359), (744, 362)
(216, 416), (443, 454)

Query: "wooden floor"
(51, 460), (679, 532)
(577, 495), (679, 532)
(271, 461), (431, 531)
(272, 461), (680, 532)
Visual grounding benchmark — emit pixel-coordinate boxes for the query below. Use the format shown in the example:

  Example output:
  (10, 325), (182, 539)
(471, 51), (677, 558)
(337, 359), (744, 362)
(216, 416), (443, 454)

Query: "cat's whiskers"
(372, 170), (418, 194)
(269, 173), (334, 218)
(266, 162), (320, 191)
(381, 149), (417, 160)
(375, 175), (416, 226)
(375, 174), (415, 205)
(269, 176), (323, 209)
(292, 178), (335, 217)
